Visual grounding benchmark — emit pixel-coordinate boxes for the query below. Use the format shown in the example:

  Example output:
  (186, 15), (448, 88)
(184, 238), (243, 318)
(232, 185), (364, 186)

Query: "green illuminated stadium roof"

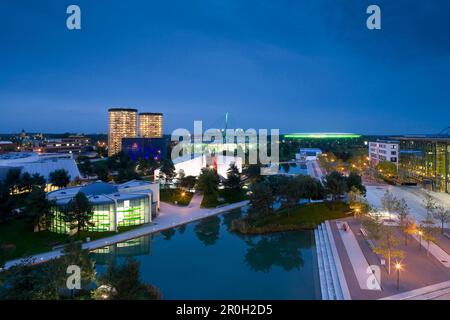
(284, 133), (361, 139)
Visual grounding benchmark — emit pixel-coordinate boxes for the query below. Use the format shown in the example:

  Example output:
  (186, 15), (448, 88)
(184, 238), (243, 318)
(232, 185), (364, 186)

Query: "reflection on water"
(244, 233), (307, 273)
(161, 228), (176, 241)
(194, 216), (221, 246)
(91, 209), (320, 299)
(91, 237), (151, 265)
(278, 162), (308, 175)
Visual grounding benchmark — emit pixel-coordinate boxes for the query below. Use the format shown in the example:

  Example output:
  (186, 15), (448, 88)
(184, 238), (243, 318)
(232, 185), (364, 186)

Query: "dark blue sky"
(1, 0), (449, 135)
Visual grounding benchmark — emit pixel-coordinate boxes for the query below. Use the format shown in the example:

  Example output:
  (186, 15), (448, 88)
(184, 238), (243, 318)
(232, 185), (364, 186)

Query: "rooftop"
(285, 133), (361, 139)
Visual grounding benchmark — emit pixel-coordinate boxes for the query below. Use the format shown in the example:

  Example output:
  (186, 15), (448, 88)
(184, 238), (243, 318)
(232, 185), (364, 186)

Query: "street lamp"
(418, 230), (423, 250)
(395, 263), (402, 290)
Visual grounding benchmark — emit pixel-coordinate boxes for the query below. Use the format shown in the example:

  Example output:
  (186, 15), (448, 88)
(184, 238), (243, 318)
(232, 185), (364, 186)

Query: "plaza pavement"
(366, 185), (450, 227)
(3, 194), (249, 269)
(329, 218), (450, 299)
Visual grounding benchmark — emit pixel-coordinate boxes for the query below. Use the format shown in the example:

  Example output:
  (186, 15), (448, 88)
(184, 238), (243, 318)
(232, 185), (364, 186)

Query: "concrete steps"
(314, 221), (351, 300)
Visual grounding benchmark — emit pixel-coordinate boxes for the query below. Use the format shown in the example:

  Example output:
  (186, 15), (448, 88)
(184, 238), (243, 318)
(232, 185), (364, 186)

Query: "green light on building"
(284, 133), (361, 139)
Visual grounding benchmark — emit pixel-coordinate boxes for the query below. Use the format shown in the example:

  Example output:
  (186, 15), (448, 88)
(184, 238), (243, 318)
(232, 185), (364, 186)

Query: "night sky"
(1, 0), (449, 135)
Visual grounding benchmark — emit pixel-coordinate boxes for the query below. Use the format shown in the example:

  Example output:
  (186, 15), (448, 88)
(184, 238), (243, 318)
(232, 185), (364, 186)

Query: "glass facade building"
(397, 137), (450, 193)
(122, 137), (167, 161)
(48, 180), (159, 234)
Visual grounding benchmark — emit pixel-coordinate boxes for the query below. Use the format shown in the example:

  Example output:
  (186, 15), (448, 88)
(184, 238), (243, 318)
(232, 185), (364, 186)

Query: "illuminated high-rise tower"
(139, 112), (163, 138)
(108, 108), (138, 156)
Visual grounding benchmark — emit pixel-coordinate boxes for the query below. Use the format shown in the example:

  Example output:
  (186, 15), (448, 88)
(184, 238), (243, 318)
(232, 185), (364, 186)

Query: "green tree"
(374, 225), (405, 275)
(347, 186), (370, 219)
(5, 168), (22, 194)
(243, 164), (262, 184)
(396, 198), (410, 229)
(19, 172), (34, 193)
(57, 241), (96, 296)
(97, 257), (161, 300)
(323, 171), (348, 201)
(49, 169), (71, 189)
(280, 177), (303, 209)
(117, 164), (139, 183)
(31, 173), (46, 190)
(380, 189), (400, 219)
(0, 181), (14, 223)
(78, 158), (93, 177)
(224, 163), (242, 191)
(159, 159), (176, 186)
(180, 175), (197, 191)
(63, 192), (94, 238)
(0, 258), (61, 300)
(376, 160), (398, 178)
(197, 168), (220, 198)
(24, 187), (55, 232)
(346, 171), (366, 195)
(248, 181), (274, 219)
(93, 163), (110, 182)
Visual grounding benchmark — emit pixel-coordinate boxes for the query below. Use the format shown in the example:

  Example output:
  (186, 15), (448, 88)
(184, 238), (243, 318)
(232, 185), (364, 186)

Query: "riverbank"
(3, 195), (249, 270)
(231, 202), (351, 234)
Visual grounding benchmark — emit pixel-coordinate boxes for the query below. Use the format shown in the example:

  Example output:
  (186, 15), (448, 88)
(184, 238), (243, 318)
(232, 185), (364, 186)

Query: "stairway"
(314, 221), (351, 300)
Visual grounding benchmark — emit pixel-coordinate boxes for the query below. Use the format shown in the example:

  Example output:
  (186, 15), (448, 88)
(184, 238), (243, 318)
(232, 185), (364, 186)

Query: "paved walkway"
(306, 160), (325, 180)
(366, 185), (450, 226)
(412, 234), (450, 268)
(381, 280), (450, 300)
(336, 221), (381, 291)
(4, 195), (249, 269)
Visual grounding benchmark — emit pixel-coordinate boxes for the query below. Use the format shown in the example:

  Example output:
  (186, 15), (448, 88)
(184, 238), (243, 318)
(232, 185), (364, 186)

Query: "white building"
(0, 152), (81, 183)
(155, 154), (243, 180)
(295, 148), (322, 161)
(368, 140), (399, 168)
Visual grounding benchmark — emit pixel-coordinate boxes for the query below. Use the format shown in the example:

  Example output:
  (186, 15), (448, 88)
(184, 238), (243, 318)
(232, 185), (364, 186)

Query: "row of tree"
(351, 189), (450, 274)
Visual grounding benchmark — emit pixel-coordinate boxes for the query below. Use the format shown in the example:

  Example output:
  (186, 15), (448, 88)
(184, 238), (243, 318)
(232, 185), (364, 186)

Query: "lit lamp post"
(418, 230), (423, 250)
(395, 263), (402, 290)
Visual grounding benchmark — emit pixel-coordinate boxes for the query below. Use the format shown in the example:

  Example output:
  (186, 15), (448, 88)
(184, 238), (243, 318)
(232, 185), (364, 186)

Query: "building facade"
(139, 112), (163, 138)
(122, 137), (167, 161)
(0, 152), (81, 186)
(396, 137), (450, 193)
(368, 140), (399, 168)
(48, 180), (160, 234)
(43, 135), (91, 154)
(108, 108), (138, 156)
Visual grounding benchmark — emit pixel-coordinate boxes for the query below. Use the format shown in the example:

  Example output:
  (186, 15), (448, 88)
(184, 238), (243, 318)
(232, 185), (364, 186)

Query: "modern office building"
(43, 135), (91, 154)
(139, 112), (163, 138)
(122, 137), (167, 161)
(0, 152), (81, 186)
(394, 136), (450, 193)
(108, 108), (138, 156)
(368, 140), (399, 168)
(48, 180), (160, 234)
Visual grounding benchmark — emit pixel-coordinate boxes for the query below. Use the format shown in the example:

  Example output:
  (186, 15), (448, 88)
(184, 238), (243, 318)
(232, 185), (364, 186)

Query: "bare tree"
(433, 205), (450, 234)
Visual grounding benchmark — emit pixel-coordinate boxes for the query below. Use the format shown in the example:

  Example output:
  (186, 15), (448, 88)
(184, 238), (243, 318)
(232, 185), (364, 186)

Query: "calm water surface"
(91, 209), (320, 299)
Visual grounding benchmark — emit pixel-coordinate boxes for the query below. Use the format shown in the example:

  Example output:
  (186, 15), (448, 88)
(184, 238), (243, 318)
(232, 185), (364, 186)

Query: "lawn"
(0, 219), (67, 261)
(0, 220), (144, 262)
(160, 188), (193, 206)
(201, 189), (247, 208)
(233, 202), (351, 234)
